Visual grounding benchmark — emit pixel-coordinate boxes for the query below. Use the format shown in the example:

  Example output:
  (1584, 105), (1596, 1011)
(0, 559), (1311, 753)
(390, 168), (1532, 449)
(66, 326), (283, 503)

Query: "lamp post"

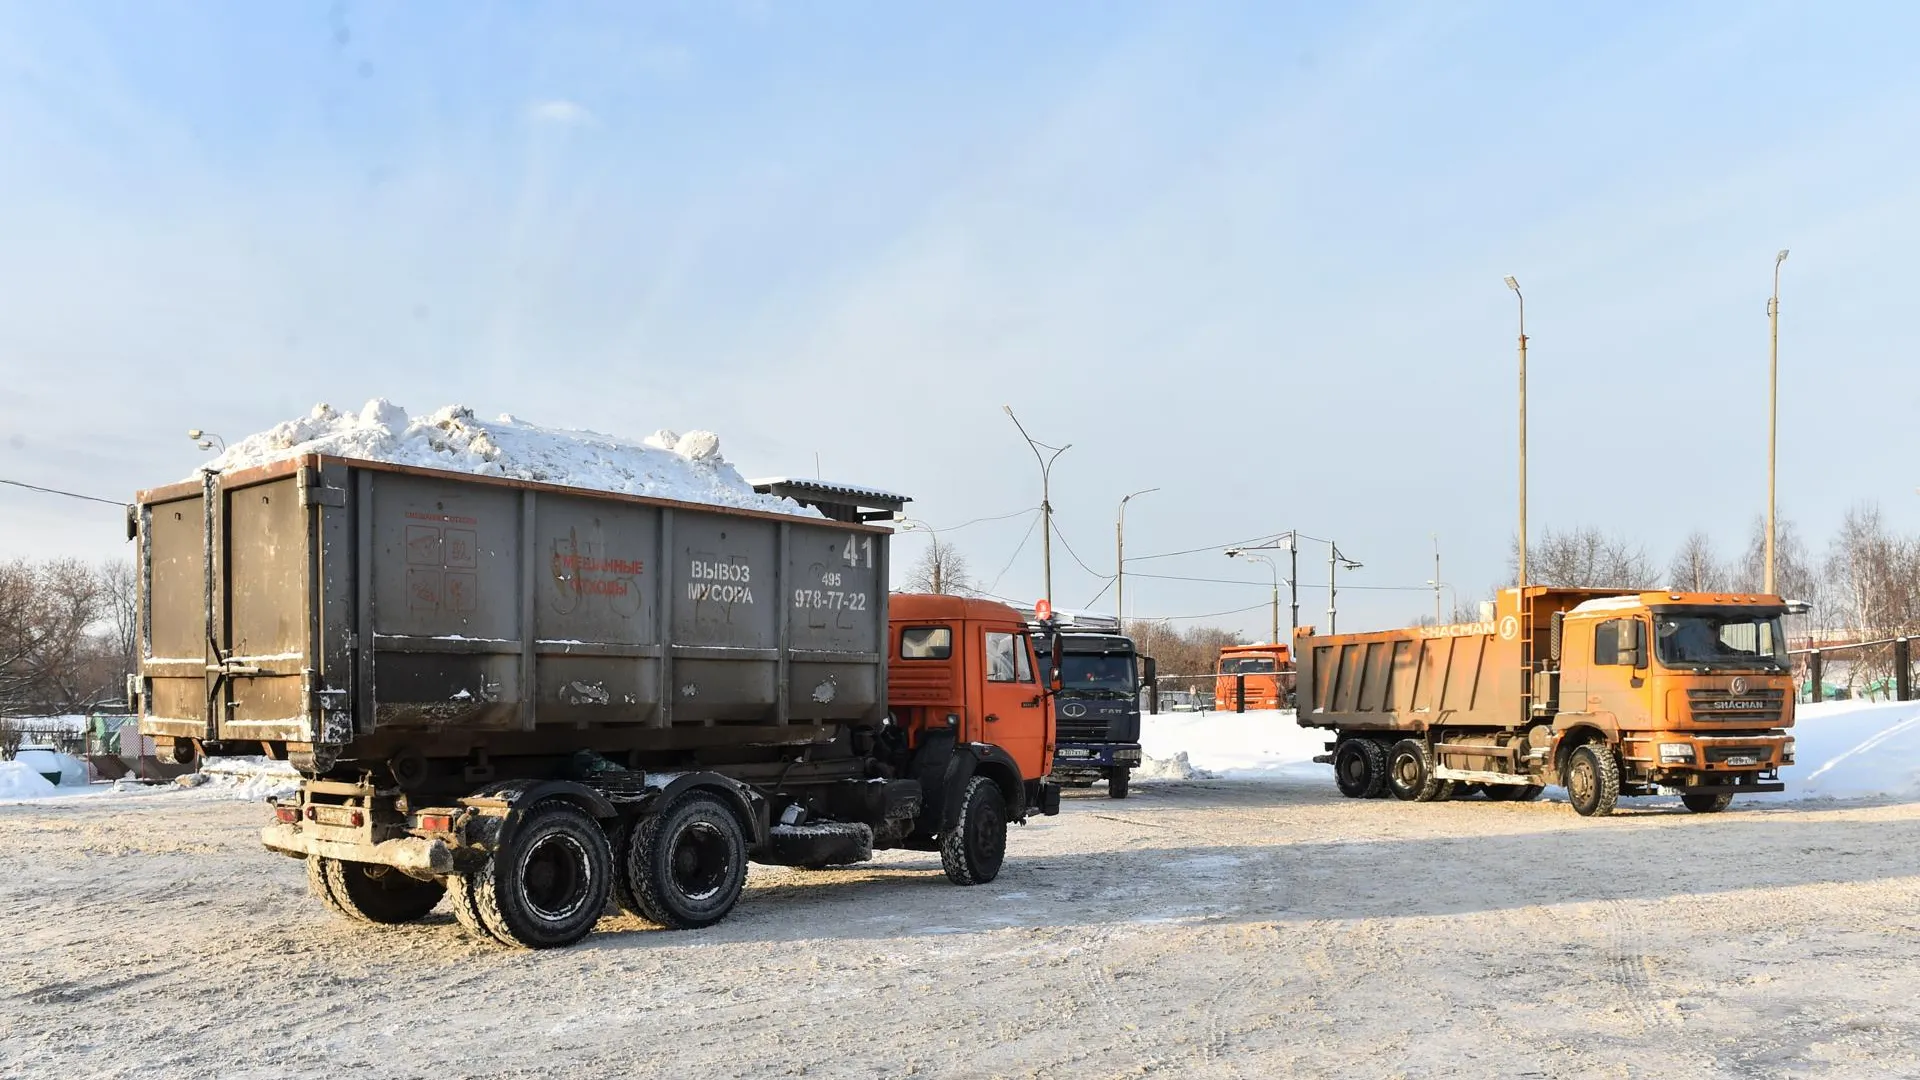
(1504, 275), (1527, 588)
(1003, 406), (1069, 607)
(1226, 550), (1281, 644)
(893, 516), (946, 594)
(1115, 487), (1158, 624)
(1428, 580), (1457, 624)
(1328, 543), (1362, 634)
(187, 429), (226, 453)
(1766, 249), (1789, 595)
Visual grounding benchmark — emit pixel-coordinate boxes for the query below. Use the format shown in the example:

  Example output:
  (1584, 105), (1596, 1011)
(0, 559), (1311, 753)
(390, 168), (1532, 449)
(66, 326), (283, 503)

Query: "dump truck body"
(133, 456), (1057, 946)
(1296, 586), (1795, 815)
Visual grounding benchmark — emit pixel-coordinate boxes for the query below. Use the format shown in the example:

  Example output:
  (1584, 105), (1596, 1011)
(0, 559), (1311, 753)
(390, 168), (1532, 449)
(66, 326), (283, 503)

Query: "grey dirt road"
(4, 780), (1919, 1079)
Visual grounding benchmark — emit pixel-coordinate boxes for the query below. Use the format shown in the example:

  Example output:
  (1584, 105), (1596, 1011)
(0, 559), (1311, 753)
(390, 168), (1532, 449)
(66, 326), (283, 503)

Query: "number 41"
(842, 536), (874, 568)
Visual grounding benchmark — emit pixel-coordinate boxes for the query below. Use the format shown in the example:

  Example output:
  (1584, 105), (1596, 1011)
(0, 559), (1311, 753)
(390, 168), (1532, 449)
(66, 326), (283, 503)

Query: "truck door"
(1587, 616), (1646, 729)
(980, 627), (1046, 780)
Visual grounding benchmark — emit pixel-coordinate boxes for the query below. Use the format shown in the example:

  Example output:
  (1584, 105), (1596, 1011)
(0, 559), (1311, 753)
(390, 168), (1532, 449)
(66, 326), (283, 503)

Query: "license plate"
(1724, 755), (1757, 766)
(1056, 749), (1092, 759)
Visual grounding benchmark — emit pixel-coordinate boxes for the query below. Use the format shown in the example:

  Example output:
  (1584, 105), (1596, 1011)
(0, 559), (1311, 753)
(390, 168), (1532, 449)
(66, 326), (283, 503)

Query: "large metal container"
(134, 456), (891, 763)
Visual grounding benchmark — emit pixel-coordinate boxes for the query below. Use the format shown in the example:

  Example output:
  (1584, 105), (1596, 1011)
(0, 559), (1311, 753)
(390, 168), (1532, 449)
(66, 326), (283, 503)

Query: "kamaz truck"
(130, 460), (1060, 948)
(1030, 612), (1153, 799)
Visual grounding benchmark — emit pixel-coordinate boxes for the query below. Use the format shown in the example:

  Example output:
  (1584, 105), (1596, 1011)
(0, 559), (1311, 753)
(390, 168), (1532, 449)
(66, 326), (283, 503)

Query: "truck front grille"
(1056, 719), (1110, 741)
(1703, 744), (1773, 764)
(1687, 689), (1786, 724)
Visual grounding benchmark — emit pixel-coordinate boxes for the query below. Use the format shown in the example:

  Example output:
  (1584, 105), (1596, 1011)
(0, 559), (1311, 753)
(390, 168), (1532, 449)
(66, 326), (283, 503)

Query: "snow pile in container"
(1134, 751), (1213, 782)
(177, 757), (302, 802)
(0, 761), (61, 800)
(193, 399), (820, 517)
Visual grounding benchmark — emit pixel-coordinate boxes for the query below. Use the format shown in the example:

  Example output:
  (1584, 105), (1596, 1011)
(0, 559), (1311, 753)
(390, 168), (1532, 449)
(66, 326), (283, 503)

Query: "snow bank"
(193, 400), (821, 517)
(1139, 711), (1329, 782)
(1762, 699), (1920, 802)
(177, 757), (302, 802)
(0, 761), (60, 799)
(1135, 751), (1212, 781)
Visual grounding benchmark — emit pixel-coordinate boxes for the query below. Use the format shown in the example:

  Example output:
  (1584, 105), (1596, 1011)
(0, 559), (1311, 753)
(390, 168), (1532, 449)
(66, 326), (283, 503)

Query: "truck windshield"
(1056, 654), (1138, 698)
(1654, 611), (1788, 669)
(1219, 657), (1277, 674)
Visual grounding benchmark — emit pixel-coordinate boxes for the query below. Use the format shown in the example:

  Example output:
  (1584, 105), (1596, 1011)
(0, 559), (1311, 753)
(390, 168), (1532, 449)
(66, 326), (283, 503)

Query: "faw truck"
(1296, 587), (1797, 816)
(1029, 612), (1152, 799)
(130, 459), (1059, 948)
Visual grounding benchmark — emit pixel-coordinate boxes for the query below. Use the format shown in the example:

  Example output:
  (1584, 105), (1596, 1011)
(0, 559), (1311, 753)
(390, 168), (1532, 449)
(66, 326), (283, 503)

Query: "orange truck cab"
(887, 595), (1062, 836)
(1214, 643), (1295, 711)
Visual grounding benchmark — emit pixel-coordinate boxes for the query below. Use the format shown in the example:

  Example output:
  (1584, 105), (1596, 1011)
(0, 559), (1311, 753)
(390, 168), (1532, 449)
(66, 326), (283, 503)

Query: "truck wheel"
(1681, 792), (1734, 814)
(1565, 745), (1621, 817)
(607, 814), (646, 916)
(1387, 740), (1445, 802)
(1333, 739), (1389, 799)
(475, 801), (614, 948)
(321, 858), (447, 925)
(306, 854), (348, 917)
(629, 792), (749, 930)
(1107, 769), (1130, 800)
(940, 775), (1007, 886)
(447, 871), (507, 944)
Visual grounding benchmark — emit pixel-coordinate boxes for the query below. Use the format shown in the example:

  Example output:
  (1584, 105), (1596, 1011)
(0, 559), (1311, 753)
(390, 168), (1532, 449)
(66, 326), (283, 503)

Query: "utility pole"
(1505, 275), (1527, 588)
(1328, 542), (1362, 634)
(1003, 406), (1070, 606)
(1433, 534), (1442, 624)
(1115, 487), (1158, 624)
(1766, 249), (1789, 595)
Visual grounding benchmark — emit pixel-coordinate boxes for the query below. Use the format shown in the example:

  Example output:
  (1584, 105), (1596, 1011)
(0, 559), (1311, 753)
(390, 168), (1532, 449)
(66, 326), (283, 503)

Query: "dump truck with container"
(1028, 611), (1152, 799)
(1213, 642), (1295, 712)
(1295, 586), (1797, 816)
(131, 459), (1059, 948)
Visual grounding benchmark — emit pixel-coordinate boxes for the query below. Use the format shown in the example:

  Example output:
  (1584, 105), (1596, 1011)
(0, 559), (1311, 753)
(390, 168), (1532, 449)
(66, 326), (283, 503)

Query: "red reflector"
(417, 814), (454, 832)
(304, 806), (317, 821)
(349, 811), (364, 827)
(275, 806), (298, 824)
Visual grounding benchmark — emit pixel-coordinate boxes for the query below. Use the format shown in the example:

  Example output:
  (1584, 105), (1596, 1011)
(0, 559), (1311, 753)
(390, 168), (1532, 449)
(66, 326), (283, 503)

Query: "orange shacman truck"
(1295, 587), (1798, 816)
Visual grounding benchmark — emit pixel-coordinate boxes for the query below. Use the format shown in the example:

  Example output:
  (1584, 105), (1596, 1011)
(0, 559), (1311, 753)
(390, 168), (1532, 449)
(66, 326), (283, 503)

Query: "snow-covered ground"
(194, 398), (820, 516)
(0, 755), (298, 806)
(1138, 698), (1920, 806)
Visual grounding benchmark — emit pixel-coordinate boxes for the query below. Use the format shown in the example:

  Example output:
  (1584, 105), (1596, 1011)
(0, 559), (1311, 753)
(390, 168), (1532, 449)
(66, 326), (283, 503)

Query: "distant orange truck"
(1295, 587), (1798, 816)
(1212, 643), (1295, 712)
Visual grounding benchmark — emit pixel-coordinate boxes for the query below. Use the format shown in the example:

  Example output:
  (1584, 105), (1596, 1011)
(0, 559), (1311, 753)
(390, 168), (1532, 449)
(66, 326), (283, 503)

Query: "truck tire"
(606, 814), (646, 916)
(1682, 792), (1735, 814)
(1565, 744), (1621, 817)
(1483, 784), (1544, 802)
(1333, 738), (1389, 799)
(447, 871), (507, 944)
(475, 801), (614, 948)
(306, 854), (348, 917)
(321, 858), (447, 925)
(1387, 739), (1445, 802)
(628, 791), (749, 930)
(1107, 769), (1130, 800)
(940, 775), (1007, 886)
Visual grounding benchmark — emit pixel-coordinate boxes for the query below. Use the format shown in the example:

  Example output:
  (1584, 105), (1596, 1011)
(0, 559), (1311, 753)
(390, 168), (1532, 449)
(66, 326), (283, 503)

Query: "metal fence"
(1788, 637), (1914, 703)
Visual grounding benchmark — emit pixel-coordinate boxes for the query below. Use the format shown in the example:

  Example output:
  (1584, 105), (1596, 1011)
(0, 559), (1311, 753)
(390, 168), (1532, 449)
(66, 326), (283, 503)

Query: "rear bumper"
(261, 822), (455, 875)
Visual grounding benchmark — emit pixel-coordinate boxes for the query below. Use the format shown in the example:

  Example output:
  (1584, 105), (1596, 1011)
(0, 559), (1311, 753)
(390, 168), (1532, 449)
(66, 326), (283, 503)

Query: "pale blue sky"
(2, 1), (1916, 639)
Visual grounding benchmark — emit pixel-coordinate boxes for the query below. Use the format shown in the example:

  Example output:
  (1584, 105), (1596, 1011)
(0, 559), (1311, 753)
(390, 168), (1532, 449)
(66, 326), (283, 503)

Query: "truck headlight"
(1659, 743), (1696, 764)
(1782, 738), (1795, 764)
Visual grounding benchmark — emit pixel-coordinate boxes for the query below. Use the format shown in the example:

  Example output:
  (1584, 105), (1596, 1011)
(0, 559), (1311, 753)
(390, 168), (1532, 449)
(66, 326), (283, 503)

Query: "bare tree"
(101, 559), (138, 675)
(1123, 619), (1245, 697)
(904, 539), (976, 596)
(1666, 531), (1730, 592)
(0, 558), (108, 717)
(1510, 527), (1656, 589)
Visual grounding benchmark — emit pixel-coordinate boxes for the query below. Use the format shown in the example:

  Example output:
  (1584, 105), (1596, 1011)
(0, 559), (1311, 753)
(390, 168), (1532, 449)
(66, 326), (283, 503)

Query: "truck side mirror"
(1618, 619), (1646, 669)
(1140, 656), (1157, 689)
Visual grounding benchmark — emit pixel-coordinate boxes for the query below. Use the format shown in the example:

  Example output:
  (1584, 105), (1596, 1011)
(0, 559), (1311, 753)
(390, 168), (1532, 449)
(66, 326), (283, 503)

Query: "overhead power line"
(0, 477), (126, 507)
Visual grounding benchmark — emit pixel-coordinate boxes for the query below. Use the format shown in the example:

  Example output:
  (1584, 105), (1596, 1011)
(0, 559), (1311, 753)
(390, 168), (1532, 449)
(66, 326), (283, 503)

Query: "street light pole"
(1432, 534), (1442, 624)
(1003, 406), (1070, 606)
(1226, 551), (1280, 644)
(1115, 487), (1159, 623)
(1766, 249), (1789, 595)
(1327, 543), (1362, 634)
(1504, 275), (1527, 588)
